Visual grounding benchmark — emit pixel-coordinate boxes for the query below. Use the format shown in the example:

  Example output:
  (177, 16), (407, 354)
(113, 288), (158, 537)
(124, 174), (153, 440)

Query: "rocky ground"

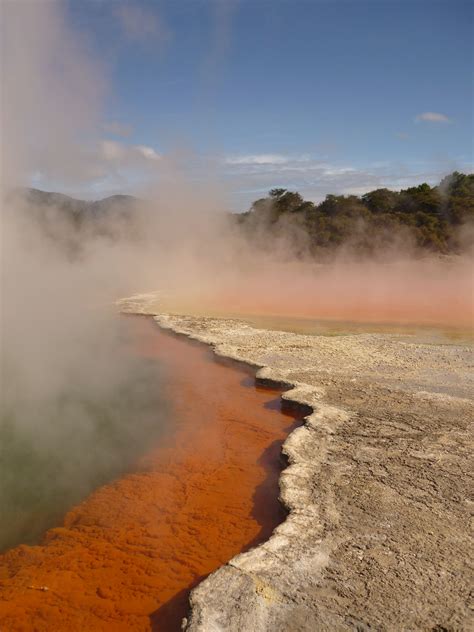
(121, 295), (474, 631)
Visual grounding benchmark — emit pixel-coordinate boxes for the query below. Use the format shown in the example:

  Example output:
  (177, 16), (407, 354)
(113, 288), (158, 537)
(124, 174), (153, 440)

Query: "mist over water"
(0, 317), (169, 551)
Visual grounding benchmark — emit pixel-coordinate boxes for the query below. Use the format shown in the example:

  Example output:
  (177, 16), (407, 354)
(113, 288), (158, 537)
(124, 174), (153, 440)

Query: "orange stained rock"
(0, 317), (300, 631)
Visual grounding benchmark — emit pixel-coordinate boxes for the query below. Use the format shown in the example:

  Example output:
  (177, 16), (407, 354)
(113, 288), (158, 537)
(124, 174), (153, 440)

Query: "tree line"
(235, 172), (474, 258)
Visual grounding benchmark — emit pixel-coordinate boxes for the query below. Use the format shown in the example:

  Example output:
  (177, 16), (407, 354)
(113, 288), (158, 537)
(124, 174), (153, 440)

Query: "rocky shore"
(121, 295), (473, 631)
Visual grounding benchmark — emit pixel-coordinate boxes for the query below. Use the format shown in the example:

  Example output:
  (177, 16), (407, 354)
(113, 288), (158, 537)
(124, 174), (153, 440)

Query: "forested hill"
(236, 172), (474, 256)
(7, 188), (140, 258)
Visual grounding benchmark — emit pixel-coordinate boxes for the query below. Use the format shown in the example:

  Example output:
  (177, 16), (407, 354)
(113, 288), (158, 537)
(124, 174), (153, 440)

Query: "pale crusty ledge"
(119, 296), (473, 632)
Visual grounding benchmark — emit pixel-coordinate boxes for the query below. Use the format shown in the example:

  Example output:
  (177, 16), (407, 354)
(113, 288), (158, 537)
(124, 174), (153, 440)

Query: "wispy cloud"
(114, 4), (171, 44)
(103, 121), (133, 138)
(225, 154), (290, 166)
(218, 151), (471, 209)
(224, 153), (310, 166)
(100, 140), (161, 165)
(222, 154), (353, 179)
(134, 145), (161, 161)
(415, 112), (452, 123)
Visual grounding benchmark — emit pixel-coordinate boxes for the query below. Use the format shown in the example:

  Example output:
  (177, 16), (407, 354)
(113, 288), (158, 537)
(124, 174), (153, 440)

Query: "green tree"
(269, 188), (287, 198)
(362, 188), (399, 214)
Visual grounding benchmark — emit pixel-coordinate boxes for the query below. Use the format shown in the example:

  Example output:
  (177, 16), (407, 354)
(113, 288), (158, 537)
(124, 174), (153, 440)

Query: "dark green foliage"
(439, 171), (474, 225)
(274, 191), (304, 214)
(238, 172), (474, 257)
(362, 188), (399, 214)
(269, 188), (287, 198)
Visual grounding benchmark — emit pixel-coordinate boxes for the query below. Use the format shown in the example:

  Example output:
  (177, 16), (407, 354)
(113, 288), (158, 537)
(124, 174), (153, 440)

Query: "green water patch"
(0, 320), (169, 552)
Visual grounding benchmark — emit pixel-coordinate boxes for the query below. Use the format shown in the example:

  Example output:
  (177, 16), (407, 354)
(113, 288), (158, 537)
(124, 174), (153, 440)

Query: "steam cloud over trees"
(237, 172), (474, 259)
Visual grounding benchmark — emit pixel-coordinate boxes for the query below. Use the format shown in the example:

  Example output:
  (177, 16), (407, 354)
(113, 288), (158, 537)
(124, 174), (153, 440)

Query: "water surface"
(239, 313), (474, 345)
(0, 316), (302, 631)
(0, 317), (169, 551)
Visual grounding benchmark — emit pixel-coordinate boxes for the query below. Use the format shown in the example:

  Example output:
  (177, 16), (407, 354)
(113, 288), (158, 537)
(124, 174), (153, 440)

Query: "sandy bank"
(120, 294), (473, 631)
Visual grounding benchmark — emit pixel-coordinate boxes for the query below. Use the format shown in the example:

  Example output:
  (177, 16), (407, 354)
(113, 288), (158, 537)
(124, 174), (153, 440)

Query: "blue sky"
(57, 0), (473, 208)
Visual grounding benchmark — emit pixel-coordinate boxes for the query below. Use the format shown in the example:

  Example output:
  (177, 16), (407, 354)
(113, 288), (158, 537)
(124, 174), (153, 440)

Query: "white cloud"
(415, 112), (452, 123)
(218, 151), (472, 210)
(224, 153), (312, 166)
(225, 154), (290, 165)
(321, 166), (356, 176)
(100, 140), (160, 164)
(135, 145), (161, 161)
(223, 154), (354, 178)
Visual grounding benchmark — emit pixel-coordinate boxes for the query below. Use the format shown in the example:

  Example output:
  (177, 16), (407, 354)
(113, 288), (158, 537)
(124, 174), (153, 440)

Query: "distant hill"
(7, 188), (142, 258)
(21, 188), (139, 217)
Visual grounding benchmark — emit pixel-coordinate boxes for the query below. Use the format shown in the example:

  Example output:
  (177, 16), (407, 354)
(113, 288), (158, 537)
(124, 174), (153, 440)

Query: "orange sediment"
(0, 316), (301, 631)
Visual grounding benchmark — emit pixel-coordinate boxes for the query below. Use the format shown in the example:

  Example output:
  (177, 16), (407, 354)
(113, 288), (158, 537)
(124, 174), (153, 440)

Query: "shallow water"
(239, 313), (474, 345)
(0, 316), (301, 631)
